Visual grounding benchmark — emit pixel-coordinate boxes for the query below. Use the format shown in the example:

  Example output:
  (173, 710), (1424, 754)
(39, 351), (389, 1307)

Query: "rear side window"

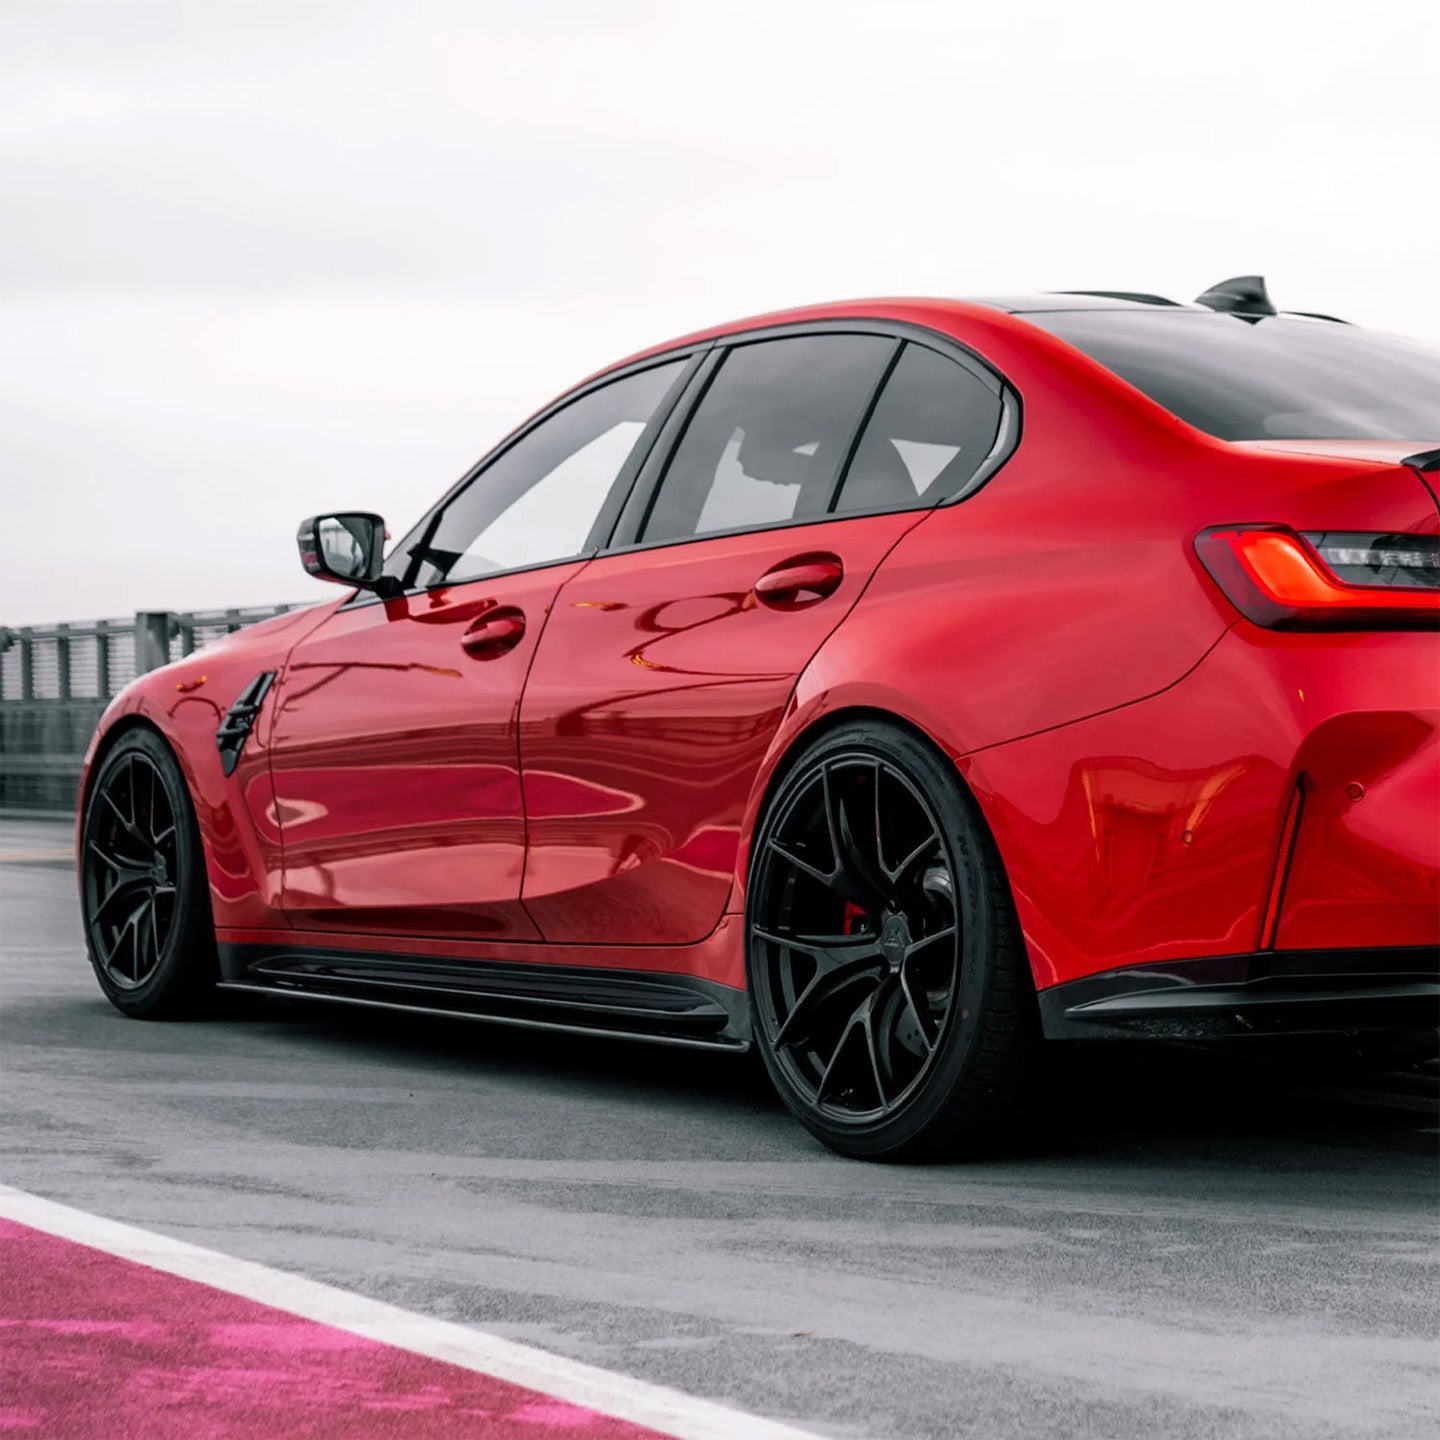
(833, 343), (1004, 514)
(1028, 310), (1440, 442)
(639, 335), (896, 544)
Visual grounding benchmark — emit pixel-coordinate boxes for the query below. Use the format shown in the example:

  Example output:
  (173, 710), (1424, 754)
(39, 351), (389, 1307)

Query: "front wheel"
(746, 720), (1037, 1160)
(80, 728), (218, 1018)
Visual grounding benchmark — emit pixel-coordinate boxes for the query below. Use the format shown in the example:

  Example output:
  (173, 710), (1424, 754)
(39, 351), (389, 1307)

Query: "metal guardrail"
(0, 606), (299, 813)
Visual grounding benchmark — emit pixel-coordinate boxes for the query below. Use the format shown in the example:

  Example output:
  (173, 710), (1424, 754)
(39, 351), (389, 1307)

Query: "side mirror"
(297, 512), (398, 596)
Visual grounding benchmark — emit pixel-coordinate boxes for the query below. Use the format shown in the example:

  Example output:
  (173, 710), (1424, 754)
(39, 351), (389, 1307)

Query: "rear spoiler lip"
(1402, 447), (1440, 473)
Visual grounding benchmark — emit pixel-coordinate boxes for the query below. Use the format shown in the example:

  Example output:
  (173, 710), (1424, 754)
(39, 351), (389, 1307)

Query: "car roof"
(588, 279), (1353, 391)
(971, 278), (1353, 327)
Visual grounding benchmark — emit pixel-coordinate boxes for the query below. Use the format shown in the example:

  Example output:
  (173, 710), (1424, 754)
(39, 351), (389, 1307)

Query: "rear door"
(518, 329), (1009, 945)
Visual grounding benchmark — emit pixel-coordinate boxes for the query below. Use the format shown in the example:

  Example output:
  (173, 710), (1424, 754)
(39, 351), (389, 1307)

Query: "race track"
(3, 816), (1436, 1439)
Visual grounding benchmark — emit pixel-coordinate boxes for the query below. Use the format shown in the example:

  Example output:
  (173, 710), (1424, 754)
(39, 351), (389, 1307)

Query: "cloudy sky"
(2, 0), (1437, 625)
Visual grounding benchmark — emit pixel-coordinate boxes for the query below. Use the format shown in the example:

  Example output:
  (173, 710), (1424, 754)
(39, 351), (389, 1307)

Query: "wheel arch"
(79, 714), (173, 819)
(737, 702), (1030, 974)
(77, 712), (241, 928)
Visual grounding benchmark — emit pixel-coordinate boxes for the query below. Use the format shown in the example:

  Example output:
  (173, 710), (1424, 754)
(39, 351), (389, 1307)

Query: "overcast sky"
(2, 0), (1437, 625)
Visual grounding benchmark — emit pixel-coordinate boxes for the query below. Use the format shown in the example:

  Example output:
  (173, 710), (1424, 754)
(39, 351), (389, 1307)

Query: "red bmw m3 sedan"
(78, 277), (1440, 1159)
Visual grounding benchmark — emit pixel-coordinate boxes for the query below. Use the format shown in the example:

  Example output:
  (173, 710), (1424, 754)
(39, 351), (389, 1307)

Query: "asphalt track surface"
(3, 816), (1437, 1439)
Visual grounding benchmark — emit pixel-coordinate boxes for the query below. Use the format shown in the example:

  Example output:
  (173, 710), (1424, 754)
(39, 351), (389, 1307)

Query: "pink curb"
(0, 1218), (667, 1439)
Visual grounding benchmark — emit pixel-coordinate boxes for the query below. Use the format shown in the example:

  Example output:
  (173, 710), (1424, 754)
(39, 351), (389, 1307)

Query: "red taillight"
(1194, 524), (1440, 630)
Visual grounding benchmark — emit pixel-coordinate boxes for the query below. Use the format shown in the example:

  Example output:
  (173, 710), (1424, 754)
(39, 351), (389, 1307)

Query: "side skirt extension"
(217, 944), (751, 1052)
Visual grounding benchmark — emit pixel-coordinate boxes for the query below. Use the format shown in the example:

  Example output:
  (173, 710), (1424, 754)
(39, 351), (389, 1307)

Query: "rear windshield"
(1027, 309), (1440, 442)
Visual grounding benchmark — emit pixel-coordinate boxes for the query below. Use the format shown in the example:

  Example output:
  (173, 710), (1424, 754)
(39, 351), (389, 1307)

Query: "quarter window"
(396, 359), (685, 588)
(832, 343), (1003, 514)
(639, 335), (897, 544)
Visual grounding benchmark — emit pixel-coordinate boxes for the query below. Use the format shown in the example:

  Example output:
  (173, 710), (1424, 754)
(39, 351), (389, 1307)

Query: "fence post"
(95, 620), (111, 696)
(19, 627), (34, 699)
(55, 623), (71, 701)
(134, 612), (173, 675)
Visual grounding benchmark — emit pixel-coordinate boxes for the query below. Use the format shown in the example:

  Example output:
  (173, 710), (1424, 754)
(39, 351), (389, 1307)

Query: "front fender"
(79, 604), (337, 930)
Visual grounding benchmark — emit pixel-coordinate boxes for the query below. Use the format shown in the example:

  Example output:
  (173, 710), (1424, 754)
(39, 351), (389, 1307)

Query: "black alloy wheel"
(747, 720), (1035, 1160)
(81, 728), (217, 1017)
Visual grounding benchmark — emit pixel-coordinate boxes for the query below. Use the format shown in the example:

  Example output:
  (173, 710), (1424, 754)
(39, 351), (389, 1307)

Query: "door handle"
(753, 555), (844, 609)
(460, 609), (526, 659)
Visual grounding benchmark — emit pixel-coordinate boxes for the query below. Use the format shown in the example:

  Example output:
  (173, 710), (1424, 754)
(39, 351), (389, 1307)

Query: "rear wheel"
(747, 720), (1036, 1160)
(80, 728), (218, 1018)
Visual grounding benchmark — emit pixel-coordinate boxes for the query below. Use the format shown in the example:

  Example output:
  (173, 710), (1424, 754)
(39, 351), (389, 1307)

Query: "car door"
(517, 330), (1009, 947)
(266, 355), (691, 940)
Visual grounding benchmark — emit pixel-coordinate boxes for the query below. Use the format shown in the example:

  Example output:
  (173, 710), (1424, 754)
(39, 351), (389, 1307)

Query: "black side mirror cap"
(297, 513), (401, 597)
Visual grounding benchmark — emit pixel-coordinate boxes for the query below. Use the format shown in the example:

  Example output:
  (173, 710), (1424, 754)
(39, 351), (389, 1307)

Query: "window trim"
(345, 316), (1022, 605)
(595, 318), (1022, 561)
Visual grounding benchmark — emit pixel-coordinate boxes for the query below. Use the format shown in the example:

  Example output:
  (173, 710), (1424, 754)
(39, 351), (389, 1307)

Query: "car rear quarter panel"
(733, 306), (1440, 990)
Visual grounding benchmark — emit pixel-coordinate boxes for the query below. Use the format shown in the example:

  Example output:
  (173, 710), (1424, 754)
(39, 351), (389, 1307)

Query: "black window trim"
(595, 317), (1023, 561)
(343, 315), (1021, 606)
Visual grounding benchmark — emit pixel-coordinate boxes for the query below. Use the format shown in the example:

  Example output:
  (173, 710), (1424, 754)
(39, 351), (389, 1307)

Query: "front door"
(269, 569), (578, 939)
(268, 354), (691, 939)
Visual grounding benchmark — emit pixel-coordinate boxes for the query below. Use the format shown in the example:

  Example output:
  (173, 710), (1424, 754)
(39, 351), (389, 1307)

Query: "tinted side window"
(640, 335), (896, 544)
(396, 359), (685, 588)
(833, 344), (1003, 514)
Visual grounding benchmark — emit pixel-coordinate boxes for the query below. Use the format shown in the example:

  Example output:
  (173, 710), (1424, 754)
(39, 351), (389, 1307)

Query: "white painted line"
(0, 1185), (823, 1440)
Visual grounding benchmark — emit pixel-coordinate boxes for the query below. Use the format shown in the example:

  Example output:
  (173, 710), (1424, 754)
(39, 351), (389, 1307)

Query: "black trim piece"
(702, 316), (1006, 394)
(217, 943), (752, 1050)
(820, 339), (906, 515)
(215, 672), (275, 777)
(1402, 447), (1440, 473)
(1038, 947), (1440, 1041)
(1257, 778), (1305, 950)
(608, 348), (726, 551)
(582, 348), (713, 555)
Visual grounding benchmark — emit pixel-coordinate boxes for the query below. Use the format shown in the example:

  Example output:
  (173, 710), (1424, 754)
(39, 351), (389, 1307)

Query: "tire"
(79, 727), (219, 1019)
(746, 719), (1037, 1160)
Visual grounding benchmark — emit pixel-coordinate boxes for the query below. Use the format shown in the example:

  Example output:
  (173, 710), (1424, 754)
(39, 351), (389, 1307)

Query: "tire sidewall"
(746, 721), (1009, 1159)
(81, 729), (215, 1017)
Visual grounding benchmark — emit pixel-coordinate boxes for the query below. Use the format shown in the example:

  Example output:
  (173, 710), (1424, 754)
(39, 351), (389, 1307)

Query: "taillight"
(1194, 524), (1440, 630)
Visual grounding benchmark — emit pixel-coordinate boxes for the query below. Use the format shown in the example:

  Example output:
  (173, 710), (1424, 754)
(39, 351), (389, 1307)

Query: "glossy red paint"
(78, 296), (1440, 1014)
(517, 514), (921, 946)
(266, 566), (585, 940)
(951, 626), (1437, 986)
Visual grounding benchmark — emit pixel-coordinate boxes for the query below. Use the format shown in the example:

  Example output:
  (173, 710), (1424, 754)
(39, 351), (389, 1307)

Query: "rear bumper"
(1038, 946), (1440, 1041)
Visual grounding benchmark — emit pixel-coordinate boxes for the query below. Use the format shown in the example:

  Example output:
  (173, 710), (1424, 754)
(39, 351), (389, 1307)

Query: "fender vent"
(216, 671), (276, 777)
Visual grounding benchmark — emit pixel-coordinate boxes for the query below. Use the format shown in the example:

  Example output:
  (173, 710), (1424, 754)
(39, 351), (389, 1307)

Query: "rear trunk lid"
(1236, 439), (1440, 516)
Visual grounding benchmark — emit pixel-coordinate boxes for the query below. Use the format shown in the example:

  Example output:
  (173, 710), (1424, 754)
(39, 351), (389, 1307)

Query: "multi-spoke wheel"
(747, 720), (1035, 1160)
(81, 729), (217, 1017)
